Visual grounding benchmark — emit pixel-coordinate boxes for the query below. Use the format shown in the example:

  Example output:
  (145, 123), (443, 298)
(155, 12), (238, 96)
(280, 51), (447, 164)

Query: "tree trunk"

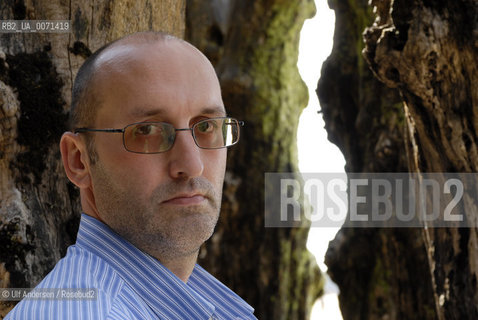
(319, 0), (478, 319)
(186, 1), (322, 319)
(1, 0), (323, 319)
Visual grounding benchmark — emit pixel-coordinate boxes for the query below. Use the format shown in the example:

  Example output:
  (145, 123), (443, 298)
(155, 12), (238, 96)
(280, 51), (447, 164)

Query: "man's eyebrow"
(201, 106), (227, 116)
(130, 106), (227, 118)
(129, 107), (165, 118)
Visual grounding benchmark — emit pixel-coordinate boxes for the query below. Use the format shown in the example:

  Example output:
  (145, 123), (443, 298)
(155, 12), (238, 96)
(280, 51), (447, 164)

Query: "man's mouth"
(161, 193), (206, 206)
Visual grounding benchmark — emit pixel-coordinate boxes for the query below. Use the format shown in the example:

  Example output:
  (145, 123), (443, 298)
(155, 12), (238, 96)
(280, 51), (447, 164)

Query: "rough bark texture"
(319, 0), (478, 319)
(0, 0), (184, 317)
(187, 1), (323, 319)
(0, 0), (323, 319)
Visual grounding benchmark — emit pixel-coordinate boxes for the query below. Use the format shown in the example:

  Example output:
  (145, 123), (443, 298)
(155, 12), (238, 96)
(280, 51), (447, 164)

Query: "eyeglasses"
(74, 117), (244, 154)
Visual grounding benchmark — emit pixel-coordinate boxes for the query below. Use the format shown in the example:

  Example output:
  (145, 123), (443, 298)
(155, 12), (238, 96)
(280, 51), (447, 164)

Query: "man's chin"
(143, 221), (216, 260)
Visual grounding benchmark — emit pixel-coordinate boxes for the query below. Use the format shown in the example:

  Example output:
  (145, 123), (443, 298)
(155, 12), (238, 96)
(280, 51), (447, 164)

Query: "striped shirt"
(6, 214), (257, 319)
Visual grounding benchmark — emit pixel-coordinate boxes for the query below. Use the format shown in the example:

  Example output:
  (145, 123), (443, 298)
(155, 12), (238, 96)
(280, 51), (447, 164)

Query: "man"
(6, 32), (256, 319)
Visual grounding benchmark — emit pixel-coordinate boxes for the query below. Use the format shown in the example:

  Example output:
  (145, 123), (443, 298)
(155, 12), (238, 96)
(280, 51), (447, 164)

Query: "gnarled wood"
(187, 1), (323, 318)
(320, 0), (478, 319)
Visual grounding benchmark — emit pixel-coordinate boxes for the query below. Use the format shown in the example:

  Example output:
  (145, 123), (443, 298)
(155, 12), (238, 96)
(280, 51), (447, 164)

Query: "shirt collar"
(75, 213), (215, 319)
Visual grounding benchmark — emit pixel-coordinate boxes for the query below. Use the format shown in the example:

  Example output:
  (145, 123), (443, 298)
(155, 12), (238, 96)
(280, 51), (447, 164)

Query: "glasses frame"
(74, 117), (244, 154)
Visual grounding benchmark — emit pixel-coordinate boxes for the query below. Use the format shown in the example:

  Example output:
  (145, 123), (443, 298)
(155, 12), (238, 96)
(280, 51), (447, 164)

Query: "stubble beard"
(90, 161), (223, 262)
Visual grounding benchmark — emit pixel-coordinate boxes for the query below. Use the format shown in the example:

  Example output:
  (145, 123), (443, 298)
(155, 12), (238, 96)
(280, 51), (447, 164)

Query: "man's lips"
(161, 194), (206, 205)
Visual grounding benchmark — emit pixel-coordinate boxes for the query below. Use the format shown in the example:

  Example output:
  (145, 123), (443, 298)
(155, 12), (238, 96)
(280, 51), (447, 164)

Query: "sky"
(296, 0), (345, 319)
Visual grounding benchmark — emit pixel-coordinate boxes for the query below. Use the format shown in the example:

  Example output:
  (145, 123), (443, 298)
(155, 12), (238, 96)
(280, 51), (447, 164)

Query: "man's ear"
(60, 132), (92, 188)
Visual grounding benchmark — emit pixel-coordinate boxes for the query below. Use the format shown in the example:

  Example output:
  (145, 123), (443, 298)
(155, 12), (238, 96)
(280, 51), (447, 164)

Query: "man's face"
(86, 40), (227, 261)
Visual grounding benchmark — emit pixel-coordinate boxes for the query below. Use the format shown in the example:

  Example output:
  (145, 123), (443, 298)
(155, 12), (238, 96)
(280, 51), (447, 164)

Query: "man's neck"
(157, 252), (199, 283)
(83, 209), (200, 283)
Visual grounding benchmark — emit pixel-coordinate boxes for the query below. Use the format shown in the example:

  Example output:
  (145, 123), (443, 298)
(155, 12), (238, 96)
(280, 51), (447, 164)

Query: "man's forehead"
(91, 39), (211, 82)
(88, 37), (225, 125)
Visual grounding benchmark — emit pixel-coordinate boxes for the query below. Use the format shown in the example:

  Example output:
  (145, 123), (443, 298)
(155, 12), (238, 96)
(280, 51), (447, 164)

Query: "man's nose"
(167, 129), (204, 179)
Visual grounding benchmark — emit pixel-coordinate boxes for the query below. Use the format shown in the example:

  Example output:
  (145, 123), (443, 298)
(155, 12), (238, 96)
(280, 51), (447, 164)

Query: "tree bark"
(186, 1), (322, 319)
(319, 0), (478, 319)
(1, 0), (323, 319)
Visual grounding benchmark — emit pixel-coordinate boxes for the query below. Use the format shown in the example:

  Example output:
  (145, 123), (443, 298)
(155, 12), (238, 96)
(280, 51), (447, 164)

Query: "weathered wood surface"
(320, 0), (478, 319)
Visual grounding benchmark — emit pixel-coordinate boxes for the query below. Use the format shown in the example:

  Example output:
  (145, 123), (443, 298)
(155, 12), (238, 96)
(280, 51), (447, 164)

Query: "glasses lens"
(124, 122), (175, 153)
(193, 118), (240, 149)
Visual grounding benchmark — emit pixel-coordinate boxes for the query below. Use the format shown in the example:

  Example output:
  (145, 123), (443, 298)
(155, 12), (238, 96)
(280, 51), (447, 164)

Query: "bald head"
(69, 32), (221, 163)
(70, 32), (210, 130)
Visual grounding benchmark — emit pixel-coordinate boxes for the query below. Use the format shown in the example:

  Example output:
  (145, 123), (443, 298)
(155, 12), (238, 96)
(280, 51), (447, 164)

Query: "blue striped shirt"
(6, 214), (257, 319)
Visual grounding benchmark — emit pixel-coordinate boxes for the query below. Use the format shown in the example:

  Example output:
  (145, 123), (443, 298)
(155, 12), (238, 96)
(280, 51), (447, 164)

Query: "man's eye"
(197, 121), (216, 133)
(134, 124), (157, 136)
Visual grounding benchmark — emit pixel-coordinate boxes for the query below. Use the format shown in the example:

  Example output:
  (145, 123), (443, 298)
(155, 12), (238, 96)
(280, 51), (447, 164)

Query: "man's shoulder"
(40, 244), (118, 289)
(4, 245), (147, 320)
